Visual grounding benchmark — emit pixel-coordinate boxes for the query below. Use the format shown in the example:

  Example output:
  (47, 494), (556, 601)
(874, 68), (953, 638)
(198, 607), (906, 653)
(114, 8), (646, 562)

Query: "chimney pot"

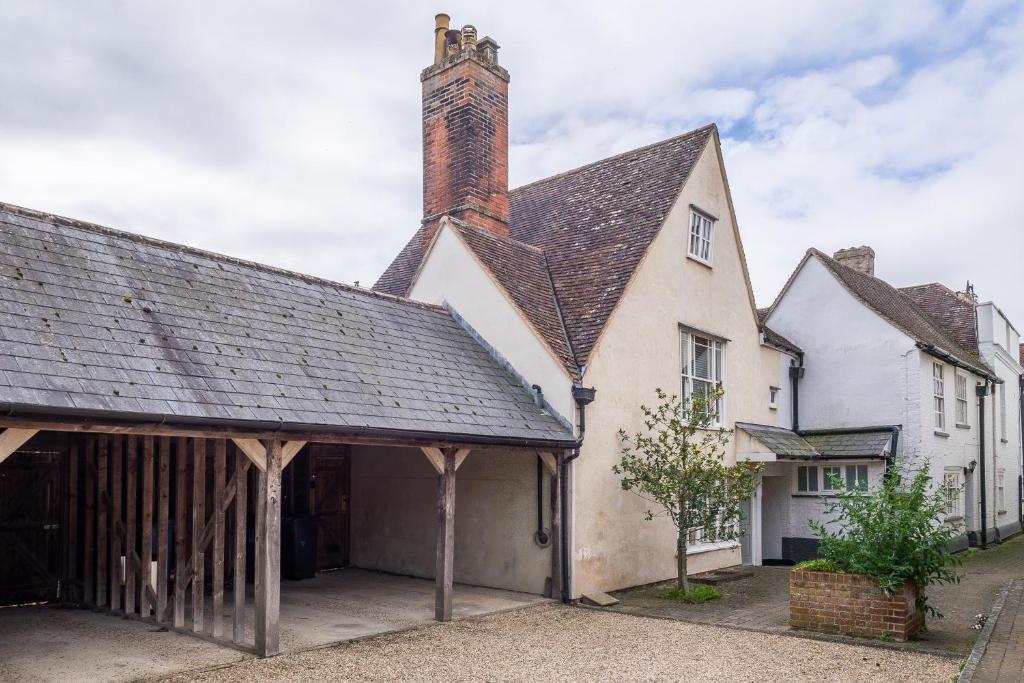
(433, 14), (450, 65)
(461, 25), (478, 49)
(833, 245), (875, 277)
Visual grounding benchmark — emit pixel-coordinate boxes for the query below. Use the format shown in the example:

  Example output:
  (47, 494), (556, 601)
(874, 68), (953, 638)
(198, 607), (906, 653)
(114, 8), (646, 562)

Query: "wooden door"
(309, 445), (350, 570)
(0, 450), (64, 604)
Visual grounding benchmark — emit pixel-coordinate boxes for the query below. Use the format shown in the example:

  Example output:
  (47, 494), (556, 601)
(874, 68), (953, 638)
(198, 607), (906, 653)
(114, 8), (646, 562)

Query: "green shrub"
(794, 558), (841, 572)
(809, 460), (963, 617)
(660, 585), (721, 604)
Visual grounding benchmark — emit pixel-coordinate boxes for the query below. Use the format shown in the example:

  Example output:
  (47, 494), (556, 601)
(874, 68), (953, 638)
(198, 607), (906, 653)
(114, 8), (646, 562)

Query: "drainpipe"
(562, 383), (596, 603)
(977, 382), (990, 548)
(789, 357), (805, 432)
(531, 385), (550, 546)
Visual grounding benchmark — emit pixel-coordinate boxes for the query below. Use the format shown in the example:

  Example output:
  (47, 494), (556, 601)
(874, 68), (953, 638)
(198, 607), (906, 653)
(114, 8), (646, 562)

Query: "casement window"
(680, 329), (725, 425)
(845, 465), (869, 491)
(797, 465), (819, 493)
(768, 386), (780, 409)
(822, 466), (843, 491)
(955, 373), (969, 426)
(942, 470), (962, 517)
(688, 209), (715, 265)
(997, 469), (1006, 513)
(933, 363), (946, 430)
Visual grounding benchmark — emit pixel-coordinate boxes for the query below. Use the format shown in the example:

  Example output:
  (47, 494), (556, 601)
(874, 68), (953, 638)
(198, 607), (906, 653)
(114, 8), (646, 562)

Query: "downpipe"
(561, 384), (595, 603)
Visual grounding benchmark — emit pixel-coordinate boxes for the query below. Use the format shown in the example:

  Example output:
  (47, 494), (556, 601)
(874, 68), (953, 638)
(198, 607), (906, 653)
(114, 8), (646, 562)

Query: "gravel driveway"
(165, 604), (960, 682)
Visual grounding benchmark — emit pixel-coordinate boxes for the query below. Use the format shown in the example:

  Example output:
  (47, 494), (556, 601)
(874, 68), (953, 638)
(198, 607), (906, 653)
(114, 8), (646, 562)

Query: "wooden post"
(435, 449), (456, 622)
(83, 437), (95, 606)
(255, 440), (282, 657)
(174, 437), (189, 628)
(233, 449), (248, 645)
(212, 439), (226, 638)
(109, 436), (122, 613)
(156, 437), (170, 622)
(124, 437), (137, 615)
(140, 436), (154, 616)
(192, 438), (207, 633)
(96, 436), (108, 608)
(66, 440), (79, 603)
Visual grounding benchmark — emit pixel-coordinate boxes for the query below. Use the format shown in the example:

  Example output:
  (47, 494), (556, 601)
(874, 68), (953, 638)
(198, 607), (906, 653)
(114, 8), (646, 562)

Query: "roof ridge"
(509, 123), (717, 194)
(0, 200), (448, 315)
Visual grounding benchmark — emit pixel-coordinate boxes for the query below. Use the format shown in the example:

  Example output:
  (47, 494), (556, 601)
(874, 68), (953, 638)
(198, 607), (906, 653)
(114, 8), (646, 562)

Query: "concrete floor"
(0, 569), (547, 683)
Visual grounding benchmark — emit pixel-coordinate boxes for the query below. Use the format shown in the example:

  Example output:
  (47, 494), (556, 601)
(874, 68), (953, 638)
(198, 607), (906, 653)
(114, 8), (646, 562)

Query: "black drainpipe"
(535, 456), (549, 545)
(563, 384), (596, 603)
(977, 382), (990, 548)
(789, 357), (805, 432)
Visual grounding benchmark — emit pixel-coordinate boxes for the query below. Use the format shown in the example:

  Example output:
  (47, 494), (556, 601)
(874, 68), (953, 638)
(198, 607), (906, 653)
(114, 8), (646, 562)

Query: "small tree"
(809, 460), (963, 617)
(614, 388), (760, 592)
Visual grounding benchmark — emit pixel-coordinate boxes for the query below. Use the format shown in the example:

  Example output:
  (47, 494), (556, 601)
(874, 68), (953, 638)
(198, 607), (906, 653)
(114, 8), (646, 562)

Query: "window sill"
(956, 423), (971, 430)
(1001, 438), (1009, 444)
(686, 254), (714, 269)
(934, 430), (950, 438)
(685, 540), (739, 556)
(998, 510), (1008, 516)
(944, 515), (964, 523)
(768, 403), (778, 411)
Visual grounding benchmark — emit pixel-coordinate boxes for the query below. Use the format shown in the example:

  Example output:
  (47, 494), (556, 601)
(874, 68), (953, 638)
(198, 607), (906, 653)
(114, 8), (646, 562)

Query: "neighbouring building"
(754, 246), (1023, 561)
(375, 15), (789, 596)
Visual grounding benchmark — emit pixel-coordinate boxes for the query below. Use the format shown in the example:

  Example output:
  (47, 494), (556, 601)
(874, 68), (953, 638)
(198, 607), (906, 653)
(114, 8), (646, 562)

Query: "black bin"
(282, 515), (318, 580)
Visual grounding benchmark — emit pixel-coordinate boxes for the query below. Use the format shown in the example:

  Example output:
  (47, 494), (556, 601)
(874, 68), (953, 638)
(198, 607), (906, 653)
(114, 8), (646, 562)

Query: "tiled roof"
(806, 249), (993, 378)
(375, 124), (717, 368)
(737, 422), (893, 460)
(446, 219), (576, 370)
(898, 283), (978, 354)
(0, 203), (574, 446)
(757, 308), (802, 356)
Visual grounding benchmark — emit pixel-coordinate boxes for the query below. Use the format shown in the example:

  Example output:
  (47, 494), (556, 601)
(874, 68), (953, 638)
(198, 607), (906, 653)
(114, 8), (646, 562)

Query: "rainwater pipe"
(561, 383), (595, 603)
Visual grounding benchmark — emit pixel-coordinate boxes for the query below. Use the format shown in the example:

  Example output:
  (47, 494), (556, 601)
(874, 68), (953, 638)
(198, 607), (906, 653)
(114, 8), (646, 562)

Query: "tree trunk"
(677, 529), (689, 592)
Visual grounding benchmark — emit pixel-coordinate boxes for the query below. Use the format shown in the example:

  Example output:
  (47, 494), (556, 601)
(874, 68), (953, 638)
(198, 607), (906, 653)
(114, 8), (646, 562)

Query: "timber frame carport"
(0, 418), (570, 657)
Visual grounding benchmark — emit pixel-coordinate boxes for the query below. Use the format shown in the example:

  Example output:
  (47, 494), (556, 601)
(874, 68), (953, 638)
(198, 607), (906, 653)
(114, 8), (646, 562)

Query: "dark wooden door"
(0, 451), (64, 604)
(309, 445), (350, 570)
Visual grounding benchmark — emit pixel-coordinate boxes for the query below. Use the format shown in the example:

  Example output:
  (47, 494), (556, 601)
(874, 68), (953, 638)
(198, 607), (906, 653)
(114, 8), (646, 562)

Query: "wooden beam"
(124, 437), (137, 615)
(435, 449), (456, 622)
(0, 428), (38, 465)
(109, 436), (122, 613)
(96, 436), (108, 608)
(453, 448), (471, 471)
(254, 440), (282, 657)
(212, 439), (226, 639)
(83, 437), (95, 606)
(281, 441), (306, 468)
(173, 437), (189, 628)
(156, 437), (170, 623)
(538, 451), (558, 477)
(139, 436), (154, 616)
(66, 440), (79, 603)
(421, 446), (445, 475)
(192, 439), (207, 634)
(232, 438), (267, 472)
(233, 447), (248, 645)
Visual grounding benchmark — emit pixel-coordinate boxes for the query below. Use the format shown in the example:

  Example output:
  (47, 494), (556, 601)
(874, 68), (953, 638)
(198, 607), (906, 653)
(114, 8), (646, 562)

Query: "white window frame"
(822, 466), (843, 492)
(933, 363), (946, 431)
(997, 469), (1006, 514)
(955, 372), (969, 427)
(942, 469), (962, 518)
(687, 208), (715, 266)
(769, 386), (779, 410)
(797, 465), (819, 493)
(680, 328), (725, 426)
(845, 464), (869, 491)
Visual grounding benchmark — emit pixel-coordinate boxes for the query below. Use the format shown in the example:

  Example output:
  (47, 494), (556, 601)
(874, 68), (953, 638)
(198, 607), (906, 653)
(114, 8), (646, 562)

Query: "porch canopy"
(735, 422), (896, 463)
(0, 203), (575, 656)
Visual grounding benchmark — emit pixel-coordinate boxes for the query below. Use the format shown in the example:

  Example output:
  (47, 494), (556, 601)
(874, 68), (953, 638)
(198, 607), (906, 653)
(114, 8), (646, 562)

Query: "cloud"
(0, 0), (1022, 324)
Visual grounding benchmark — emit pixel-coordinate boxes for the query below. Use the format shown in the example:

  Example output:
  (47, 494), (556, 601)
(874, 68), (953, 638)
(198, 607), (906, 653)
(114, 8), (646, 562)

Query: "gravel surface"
(164, 604), (960, 682)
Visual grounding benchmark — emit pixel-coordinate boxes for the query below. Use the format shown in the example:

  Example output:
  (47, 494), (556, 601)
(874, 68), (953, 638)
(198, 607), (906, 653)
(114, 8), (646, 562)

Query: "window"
(684, 491), (737, 548)
(942, 470), (962, 517)
(822, 466), (843, 491)
(769, 386), (780, 409)
(955, 373), (969, 426)
(1000, 384), (1007, 440)
(797, 466), (819, 493)
(933, 363), (945, 430)
(845, 465), (869, 491)
(997, 469), (1006, 513)
(681, 330), (725, 424)
(688, 209), (714, 265)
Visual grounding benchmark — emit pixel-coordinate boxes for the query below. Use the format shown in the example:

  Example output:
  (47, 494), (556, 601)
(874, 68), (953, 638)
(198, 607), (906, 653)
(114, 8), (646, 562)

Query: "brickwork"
(421, 51), (510, 240)
(789, 569), (924, 641)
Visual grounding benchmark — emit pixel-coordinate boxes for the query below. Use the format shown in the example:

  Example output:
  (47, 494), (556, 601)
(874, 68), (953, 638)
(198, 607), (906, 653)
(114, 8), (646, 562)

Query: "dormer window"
(688, 208), (715, 266)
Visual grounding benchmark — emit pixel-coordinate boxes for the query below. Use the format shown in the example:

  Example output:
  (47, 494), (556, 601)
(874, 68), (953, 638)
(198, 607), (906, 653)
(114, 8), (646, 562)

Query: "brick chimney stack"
(421, 13), (510, 238)
(833, 246), (876, 277)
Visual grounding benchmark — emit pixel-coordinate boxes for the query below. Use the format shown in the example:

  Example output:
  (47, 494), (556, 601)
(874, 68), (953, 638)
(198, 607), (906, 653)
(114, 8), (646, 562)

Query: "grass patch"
(659, 585), (721, 604)
(794, 558), (841, 572)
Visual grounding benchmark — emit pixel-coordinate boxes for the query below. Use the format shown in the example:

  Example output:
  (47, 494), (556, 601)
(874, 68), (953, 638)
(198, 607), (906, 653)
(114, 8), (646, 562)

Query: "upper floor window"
(681, 329), (725, 425)
(688, 209), (715, 265)
(933, 363), (945, 431)
(955, 372), (969, 426)
(769, 386), (780, 409)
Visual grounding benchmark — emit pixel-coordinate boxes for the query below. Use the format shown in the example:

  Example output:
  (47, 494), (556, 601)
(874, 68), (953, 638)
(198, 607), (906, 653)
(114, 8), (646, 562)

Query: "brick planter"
(789, 569), (924, 641)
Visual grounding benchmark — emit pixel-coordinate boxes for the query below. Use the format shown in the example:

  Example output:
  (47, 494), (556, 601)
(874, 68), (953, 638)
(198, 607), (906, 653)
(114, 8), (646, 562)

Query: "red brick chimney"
(421, 14), (510, 238)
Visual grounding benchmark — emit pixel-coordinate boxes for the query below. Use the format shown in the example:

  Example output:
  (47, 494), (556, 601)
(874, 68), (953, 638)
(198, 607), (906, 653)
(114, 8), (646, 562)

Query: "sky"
(3, 1), (1023, 326)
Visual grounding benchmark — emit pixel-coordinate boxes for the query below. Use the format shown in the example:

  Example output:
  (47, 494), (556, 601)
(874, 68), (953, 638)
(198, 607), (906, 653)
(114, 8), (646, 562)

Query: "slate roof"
(779, 249), (994, 378)
(0, 202), (574, 446)
(736, 422), (893, 461)
(756, 308), (802, 357)
(375, 124), (718, 370)
(899, 283), (978, 354)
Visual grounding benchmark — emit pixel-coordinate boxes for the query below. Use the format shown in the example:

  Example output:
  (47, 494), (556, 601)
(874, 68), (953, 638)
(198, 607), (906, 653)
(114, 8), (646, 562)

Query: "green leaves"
(809, 459), (963, 617)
